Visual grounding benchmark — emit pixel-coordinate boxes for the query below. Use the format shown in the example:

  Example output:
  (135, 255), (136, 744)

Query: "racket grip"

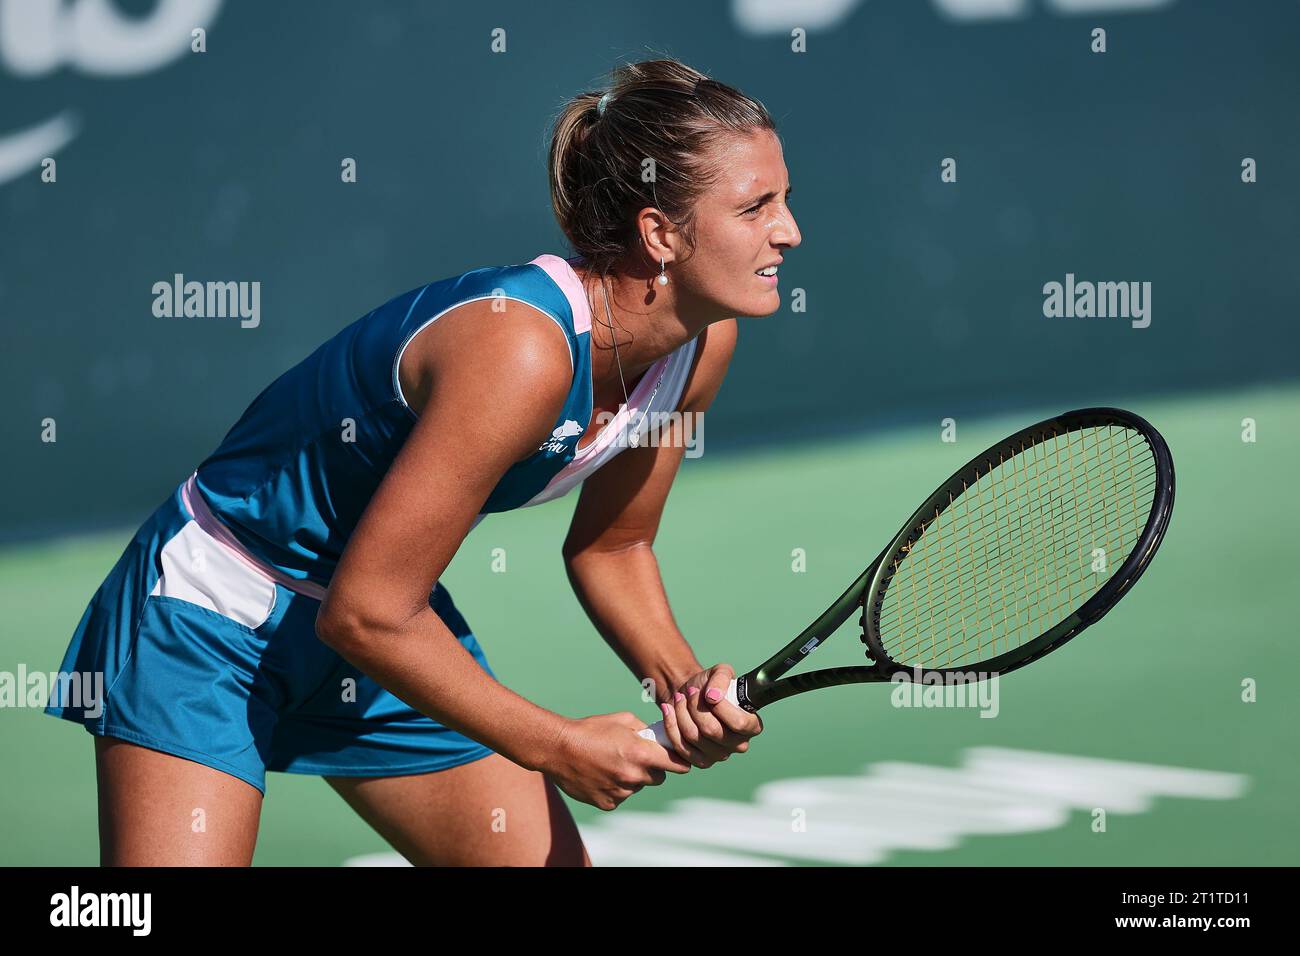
(637, 678), (739, 748)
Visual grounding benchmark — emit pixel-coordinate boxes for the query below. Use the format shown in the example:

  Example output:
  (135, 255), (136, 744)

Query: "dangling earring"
(657, 258), (669, 286)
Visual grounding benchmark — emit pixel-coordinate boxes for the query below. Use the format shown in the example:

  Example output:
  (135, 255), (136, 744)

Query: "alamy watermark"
(539, 410), (705, 457)
(1042, 273), (1151, 328)
(599, 409), (704, 456)
(890, 667), (1000, 718)
(50, 886), (151, 935)
(152, 273), (260, 328)
(3, 665), (103, 718)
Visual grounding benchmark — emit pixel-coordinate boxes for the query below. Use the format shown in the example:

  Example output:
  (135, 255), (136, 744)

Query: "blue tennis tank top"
(193, 253), (699, 589)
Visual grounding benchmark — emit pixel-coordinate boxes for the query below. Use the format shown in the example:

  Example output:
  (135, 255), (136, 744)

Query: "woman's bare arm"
(315, 299), (576, 769)
(314, 299), (689, 810)
(561, 318), (738, 703)
(563, 319), (759, 768)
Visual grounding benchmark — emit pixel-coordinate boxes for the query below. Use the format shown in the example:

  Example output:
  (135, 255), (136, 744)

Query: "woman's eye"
(744, 204), (762, 216)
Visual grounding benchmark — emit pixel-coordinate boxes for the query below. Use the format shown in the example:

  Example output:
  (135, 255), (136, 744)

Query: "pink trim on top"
(528, 254), (592, 335)
(181, 473), (329, 602)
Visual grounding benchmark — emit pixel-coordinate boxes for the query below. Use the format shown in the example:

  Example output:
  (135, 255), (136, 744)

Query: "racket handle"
(637, 678), (740, 748)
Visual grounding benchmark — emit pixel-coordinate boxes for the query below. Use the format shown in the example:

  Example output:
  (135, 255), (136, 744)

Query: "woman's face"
(673, 128), (801, 319)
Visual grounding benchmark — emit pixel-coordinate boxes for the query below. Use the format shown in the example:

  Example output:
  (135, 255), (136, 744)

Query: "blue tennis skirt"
(44, 479), (496, 794)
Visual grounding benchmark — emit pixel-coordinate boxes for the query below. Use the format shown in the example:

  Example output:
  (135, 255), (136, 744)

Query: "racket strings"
(880, 448), (1155, 605)
(875, 425), (1157, 668)
(886, 434), (1111, 659)
(876, 454), (1157, 628)
(878, 436), (1154, 628)
(878, 490), (1153, 639)
(888, 427), (1155, 665)
(893, 429), (1139, 615)
(886, 433), (1108, 664)
(890, 427), (1152, 663)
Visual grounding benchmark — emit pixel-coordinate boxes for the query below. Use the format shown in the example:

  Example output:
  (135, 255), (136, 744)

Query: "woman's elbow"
(314, 601), (358, 651)
(316, 585), (431, 652)
(315, 593), (387, 653)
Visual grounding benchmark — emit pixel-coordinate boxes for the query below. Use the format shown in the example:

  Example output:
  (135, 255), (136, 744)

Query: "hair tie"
(596, 92), (612, 117)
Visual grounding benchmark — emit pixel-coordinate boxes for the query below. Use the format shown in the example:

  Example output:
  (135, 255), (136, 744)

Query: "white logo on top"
(539, 419), (583, 454)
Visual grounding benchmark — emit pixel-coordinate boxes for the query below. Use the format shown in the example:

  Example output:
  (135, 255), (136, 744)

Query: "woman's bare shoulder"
(398, 297), (574, 418)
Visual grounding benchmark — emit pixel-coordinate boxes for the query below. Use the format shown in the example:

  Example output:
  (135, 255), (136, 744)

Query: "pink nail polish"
(687, 686), (699, 697)
(706, 688), (722, 703)
(674, 692), (685, 703)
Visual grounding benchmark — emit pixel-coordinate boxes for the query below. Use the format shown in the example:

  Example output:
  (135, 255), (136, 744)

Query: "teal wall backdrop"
(2, 0), (1296, 538)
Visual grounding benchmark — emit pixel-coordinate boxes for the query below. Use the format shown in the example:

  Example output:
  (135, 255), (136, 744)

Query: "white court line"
(342, 746), (1248, 867)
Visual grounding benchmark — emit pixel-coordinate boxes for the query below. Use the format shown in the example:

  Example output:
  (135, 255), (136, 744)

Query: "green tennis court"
(4, 383), (1293, 866)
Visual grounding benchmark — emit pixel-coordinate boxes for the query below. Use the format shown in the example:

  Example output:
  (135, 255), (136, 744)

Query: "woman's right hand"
(542, 713), (692, 811)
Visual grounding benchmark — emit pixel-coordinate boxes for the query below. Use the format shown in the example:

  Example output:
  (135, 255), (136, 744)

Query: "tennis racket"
(638, 407), (1174, 747)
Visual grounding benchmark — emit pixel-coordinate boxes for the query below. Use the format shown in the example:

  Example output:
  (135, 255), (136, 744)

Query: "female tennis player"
(45, 58), (800, 866)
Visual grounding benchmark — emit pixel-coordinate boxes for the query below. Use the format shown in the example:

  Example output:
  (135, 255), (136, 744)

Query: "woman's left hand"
(656, 663), (763, 768)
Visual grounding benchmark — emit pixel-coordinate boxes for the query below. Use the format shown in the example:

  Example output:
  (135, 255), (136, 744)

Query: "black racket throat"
(736, 407), (1175, 714)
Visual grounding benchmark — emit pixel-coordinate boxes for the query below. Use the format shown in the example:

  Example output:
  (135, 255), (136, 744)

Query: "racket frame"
(736, 407), (1175, 712)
